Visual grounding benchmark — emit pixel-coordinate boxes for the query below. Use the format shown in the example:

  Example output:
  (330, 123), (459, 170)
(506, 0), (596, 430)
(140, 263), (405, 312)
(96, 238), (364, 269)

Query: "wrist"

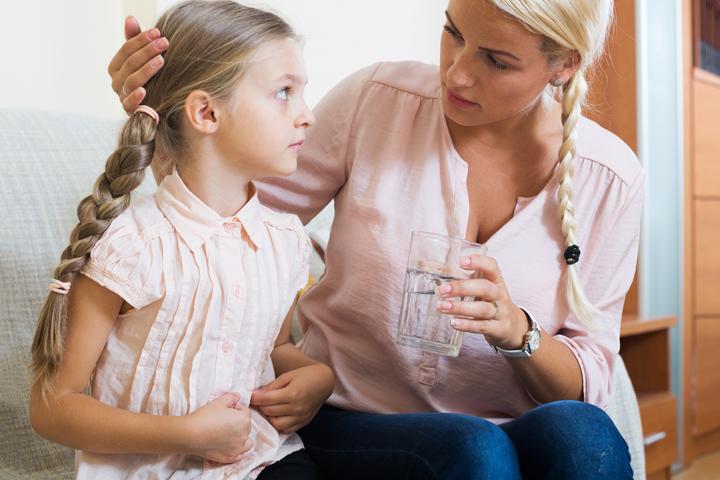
(499, 306), (531, 350)
(178, 413), (201, 455)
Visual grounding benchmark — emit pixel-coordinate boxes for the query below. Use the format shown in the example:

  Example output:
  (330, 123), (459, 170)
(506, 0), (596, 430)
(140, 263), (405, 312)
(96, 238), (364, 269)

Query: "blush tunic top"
(258, 61), (644, 422)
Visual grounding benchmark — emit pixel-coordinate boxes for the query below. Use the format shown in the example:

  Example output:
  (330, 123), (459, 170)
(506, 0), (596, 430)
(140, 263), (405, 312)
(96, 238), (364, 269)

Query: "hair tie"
(564, 245), (581, 265)
(133, 105), (160, 125)
(49, 279), (71, 295)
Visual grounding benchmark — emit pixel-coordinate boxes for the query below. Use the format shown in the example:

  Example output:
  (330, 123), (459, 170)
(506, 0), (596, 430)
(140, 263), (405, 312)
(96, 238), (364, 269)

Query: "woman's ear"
(550, 51), (581, 87)
(183, 90), (221, 134)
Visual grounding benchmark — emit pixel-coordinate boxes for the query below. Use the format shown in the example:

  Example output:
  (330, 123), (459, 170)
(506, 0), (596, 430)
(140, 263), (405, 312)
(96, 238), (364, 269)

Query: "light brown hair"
(31, 0), (296, 397)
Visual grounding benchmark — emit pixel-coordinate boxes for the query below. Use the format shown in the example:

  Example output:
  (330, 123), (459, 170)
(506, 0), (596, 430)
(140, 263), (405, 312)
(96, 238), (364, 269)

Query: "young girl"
(29, 1), (331, 479)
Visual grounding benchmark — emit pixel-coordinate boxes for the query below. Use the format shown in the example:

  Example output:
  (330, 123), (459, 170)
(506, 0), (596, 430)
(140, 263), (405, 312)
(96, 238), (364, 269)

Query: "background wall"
(0, 0), (448, 117)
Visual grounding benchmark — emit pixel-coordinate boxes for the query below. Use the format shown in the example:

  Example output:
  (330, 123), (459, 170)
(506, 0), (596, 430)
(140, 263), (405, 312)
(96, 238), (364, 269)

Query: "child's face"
(217, 38), (315, 178)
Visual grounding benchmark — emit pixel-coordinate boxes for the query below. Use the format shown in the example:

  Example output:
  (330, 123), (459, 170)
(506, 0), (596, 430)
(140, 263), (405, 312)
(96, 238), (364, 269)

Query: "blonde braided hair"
(491, 0), (614, 324)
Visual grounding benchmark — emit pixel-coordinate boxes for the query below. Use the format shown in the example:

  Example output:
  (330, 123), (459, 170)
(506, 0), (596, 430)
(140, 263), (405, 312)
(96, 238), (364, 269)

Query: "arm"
(441, 171), (644, 406)
(29, 274), (252, 463)
(250, 301), (334, 433)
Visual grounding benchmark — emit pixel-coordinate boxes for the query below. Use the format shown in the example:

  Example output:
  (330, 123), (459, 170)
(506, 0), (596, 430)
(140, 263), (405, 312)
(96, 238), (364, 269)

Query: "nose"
(295, 100), (315, 129)
(446, 50), (476, 89)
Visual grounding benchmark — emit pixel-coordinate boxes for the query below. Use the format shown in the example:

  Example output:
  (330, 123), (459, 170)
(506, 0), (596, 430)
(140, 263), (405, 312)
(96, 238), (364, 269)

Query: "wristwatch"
(492, 309), (541, 358)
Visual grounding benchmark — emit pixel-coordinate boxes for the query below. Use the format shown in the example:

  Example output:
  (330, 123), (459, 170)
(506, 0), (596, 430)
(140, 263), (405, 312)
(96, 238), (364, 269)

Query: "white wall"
(0, 0), (448, 118)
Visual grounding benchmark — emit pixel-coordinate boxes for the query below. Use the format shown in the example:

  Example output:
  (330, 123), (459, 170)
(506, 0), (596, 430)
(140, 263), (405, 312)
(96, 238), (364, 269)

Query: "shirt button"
(224, 223), (233, 233)
(222, 340), (234, 354)
(234, 285), (242, 298)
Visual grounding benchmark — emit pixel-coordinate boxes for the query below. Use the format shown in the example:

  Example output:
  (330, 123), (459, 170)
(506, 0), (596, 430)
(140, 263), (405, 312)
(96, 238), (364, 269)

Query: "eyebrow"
(277, 73), (308, 86)
(444, 11), (521, 62)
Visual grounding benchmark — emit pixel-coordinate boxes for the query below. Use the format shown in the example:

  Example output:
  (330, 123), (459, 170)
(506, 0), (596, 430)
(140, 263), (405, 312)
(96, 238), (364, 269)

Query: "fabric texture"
(1, 104), (645, 479)
(258, 61), (643, 416)
(298, 401), (632, 480)
(76, 169), (309, 479)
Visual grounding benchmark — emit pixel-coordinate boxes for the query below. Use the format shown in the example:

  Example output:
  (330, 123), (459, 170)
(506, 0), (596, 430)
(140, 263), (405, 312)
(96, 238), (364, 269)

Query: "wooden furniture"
(620, 316), (678, 480)
(681, 0), (720, 465)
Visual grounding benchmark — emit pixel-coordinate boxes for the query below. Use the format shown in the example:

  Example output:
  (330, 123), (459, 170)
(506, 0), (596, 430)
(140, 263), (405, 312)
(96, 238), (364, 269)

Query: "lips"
(288, 140), (304, 151)
(446, 88), (478, 109)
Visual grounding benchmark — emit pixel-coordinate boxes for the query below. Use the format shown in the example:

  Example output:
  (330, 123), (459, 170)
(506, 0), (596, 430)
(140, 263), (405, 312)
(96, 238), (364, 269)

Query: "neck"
(448, 92), (562, 157)
(176, 149), (252, 218)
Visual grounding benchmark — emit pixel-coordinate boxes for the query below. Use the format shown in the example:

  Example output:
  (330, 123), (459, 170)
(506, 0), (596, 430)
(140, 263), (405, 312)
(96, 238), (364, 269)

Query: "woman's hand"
(250, 364), (334, 434)
(108, 16), (169, 113)
(437, 254), (530, 350)
(186, 393), (253, 464)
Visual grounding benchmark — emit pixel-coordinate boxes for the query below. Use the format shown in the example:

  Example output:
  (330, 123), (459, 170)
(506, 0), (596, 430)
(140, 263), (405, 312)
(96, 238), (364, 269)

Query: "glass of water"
(396, 231), (487, 357)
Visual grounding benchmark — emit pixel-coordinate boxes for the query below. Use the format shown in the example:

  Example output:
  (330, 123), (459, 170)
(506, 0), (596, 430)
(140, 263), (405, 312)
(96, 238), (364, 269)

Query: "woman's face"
(440, 0), (565, 127)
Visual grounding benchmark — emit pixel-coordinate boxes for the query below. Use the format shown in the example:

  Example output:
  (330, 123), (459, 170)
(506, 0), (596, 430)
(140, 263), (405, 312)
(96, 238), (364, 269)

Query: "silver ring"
(492, 301), (500, 319)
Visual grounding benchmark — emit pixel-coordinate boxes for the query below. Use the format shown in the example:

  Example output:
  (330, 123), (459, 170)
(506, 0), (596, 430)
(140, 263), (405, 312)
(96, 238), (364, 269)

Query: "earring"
(551, 79), (564, 87)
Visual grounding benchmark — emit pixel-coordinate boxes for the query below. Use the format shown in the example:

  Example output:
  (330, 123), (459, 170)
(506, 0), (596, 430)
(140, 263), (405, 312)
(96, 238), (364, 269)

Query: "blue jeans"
(298, 400), (632, 479)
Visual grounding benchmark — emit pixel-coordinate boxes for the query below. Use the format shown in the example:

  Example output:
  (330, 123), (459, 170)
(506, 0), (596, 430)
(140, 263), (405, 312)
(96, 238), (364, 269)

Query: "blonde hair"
(31, 0), (296, 397)
(491, 0), (614, 324)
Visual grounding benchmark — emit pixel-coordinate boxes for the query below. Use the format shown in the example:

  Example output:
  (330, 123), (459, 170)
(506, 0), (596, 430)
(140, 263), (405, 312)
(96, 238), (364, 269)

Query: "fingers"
(259, 402), (298, 418)
(268, 415), (301, 433)
(121, 87), (146, 113)
(216, 392), (242, 408)
(459, 254), (503, 283)
(448, 316), (494, 335)
(438, 277), (498, 301)
(124, 15), (142, 41)
(109, 28), (167, 96)
(438, 299), (498, 322)
(123, 54), (165, 96)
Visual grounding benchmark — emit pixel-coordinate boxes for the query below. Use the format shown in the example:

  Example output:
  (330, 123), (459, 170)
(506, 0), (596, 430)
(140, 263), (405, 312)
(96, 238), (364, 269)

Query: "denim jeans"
(298, 400), (632, 480)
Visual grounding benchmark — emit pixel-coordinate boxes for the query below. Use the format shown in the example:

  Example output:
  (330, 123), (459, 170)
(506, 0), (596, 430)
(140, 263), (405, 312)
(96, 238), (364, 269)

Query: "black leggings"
(256, 449), (320, 480)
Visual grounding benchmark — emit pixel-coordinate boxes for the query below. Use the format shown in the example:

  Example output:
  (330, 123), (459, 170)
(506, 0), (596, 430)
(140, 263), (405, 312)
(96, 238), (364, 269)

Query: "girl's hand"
(437, 254), (531, 350)
(250, 364), (334, 434)
(108, 16), (169, 113)
(186, 393), (253, 464)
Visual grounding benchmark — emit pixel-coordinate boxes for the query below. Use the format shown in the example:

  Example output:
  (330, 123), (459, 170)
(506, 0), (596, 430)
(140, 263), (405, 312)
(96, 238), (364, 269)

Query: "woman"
(108, 0), (638, 478)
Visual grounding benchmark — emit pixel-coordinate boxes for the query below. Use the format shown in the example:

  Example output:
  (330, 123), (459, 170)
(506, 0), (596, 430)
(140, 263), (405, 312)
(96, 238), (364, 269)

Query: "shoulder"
(576, 117), (643, 188)
(259, 205), (307, 239)
(92, 193), (172, 259)
(367, 61), (441, 99)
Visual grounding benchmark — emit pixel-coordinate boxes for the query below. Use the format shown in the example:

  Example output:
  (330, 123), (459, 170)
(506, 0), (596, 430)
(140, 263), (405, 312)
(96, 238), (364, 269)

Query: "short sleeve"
(257, 63), (382, 224)
(291, 219), (313, 295)
(554, 169), (645, 409)
(80, 215), (164, 310)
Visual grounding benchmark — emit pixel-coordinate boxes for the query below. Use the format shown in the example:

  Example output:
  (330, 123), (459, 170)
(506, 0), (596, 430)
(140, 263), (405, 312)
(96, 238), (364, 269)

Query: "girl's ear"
(183, 90), (221, 134)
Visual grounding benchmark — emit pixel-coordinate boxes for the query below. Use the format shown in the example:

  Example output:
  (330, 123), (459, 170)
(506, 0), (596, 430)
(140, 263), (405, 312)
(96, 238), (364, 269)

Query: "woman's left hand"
(437, 254), (530, 350)
(250, 363), (334, 434)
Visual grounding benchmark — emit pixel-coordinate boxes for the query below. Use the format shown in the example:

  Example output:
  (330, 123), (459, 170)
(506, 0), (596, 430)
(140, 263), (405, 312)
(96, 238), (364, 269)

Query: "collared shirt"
(258, 61), (644, 421)
(79, 169), (310, 479)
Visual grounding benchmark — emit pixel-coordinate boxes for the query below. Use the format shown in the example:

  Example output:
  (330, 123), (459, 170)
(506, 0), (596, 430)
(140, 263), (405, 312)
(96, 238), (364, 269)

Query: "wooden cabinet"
(681, 0), (720, 465)
(620, 316), (678, 479)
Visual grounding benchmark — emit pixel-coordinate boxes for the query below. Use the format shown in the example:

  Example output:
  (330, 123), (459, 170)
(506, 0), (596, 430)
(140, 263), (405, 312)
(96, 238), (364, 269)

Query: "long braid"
(557, 70), (597, 325)
(31, 112), (157, 398)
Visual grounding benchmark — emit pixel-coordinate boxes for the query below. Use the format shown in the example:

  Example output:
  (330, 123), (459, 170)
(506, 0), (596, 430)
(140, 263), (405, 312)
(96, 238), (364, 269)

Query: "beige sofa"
(0, 109), (646, 479)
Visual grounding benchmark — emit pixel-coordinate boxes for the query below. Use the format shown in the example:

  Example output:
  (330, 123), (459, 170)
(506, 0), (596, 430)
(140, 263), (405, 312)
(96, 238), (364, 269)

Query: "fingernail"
(439, 301), (453, 311)
(149, 55), (164, 68)
(439, 284), (452, 295)
(460, 256), (471, 266)
(147, 28), (160, 40)
(153, 38), (169, 50)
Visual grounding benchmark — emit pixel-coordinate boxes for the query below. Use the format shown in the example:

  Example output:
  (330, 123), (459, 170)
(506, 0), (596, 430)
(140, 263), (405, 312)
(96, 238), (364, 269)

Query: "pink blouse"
(258, 61), (644, 423)
(79, 169), (311, 479)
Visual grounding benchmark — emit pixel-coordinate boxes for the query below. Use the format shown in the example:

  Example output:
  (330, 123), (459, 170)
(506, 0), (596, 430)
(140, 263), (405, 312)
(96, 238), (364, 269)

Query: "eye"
(443, 25), (462, 41)
(275, 87), (290, 101)
(486, 53), (509, 71)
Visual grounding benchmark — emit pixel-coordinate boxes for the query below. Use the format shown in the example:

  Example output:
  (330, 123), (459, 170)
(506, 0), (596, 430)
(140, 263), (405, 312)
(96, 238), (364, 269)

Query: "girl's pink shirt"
(79, 169), (311, 479)
(258, 62), (644, 422)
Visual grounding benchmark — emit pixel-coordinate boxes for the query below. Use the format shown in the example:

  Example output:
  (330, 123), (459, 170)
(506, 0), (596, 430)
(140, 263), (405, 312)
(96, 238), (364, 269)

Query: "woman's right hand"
(186, 393), (253, 464)
(108, 16), (169, 113)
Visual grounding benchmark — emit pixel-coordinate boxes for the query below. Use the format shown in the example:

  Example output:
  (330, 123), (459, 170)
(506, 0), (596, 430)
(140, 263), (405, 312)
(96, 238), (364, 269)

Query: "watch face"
(527, 329), (541, 353)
